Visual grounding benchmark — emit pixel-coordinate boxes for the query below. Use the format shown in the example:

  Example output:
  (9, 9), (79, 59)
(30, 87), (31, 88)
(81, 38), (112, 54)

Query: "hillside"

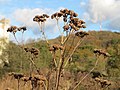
(0, 31), (120, 90)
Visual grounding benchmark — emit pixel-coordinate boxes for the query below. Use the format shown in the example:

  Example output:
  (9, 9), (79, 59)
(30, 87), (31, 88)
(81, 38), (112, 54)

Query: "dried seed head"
(63, 17), (67, 22)
(79, 20), (85, 24)
(76, 23), (82, 28)
(13, 29), (17, 34)
(81, 25), (86, 28)
(39, 18), (46, 22)
(43, 14), (49, 18)
(60, 9), (65, 13)
(73, 12), (78, 17)
(24, 47), (29, 52)
(71, 18), (79, 23)
(51, 14), (55, 19)
(21, 76), (31, 82)
(69, 23), (79, 31)
(59, 46), (64, 50)
(69, 10), (74, 15)
(18, 26), (27, 31)
(49, 47), (54, 51)
(49, 44), (63, 51)
(95, 77), (101, 82)
(9, 72), (24, 79)
(33, 15), (47, 22)
(51, 13), (57, 19)
(33, 51), (39, 56)
(30, 47), (39, 54)
(58, 12), (63, 17)
(75, 31), (89, 38)
(93, 49), (110, 57)
(64, 9), (69, 14)
(7, 26), (18, 33)
(63, 24), (69, 31)
(52, 44), (59, 50)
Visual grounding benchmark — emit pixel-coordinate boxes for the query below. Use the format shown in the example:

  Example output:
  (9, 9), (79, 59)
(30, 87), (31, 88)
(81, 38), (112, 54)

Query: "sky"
(0, 0), (120, 42)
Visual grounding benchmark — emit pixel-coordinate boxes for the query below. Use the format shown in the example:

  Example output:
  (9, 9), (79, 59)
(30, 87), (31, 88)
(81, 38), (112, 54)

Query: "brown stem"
(21, 31), (24, 47)
(64, 35), (76, 57)
(29, 57), (41, 75)
(64, 37), (85, 68)
(13, 33), (20, 45)
(56, 19), (64, 45)
(52, 51), (57, 68)
(38, 22), (49, 46)
(18, 79), (20, 90)
(55, 57), (64, 90)
(73, 57), (100, 90)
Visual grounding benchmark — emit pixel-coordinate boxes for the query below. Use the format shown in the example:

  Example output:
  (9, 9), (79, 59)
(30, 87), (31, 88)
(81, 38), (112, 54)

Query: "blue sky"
(0, 0), (120, 42)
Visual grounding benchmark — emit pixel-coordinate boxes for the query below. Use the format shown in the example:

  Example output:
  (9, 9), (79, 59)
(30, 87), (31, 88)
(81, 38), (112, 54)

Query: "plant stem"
(73, 57), (99, 90)
(38, 22), (49, 46)
(55, 57), (64, 90)
(13, 33), (20, 45)
(64, 37), (85, 68)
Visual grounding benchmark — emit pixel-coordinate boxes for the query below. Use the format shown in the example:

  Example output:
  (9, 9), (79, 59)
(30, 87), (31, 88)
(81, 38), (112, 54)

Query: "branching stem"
(73, 56), (100, 90)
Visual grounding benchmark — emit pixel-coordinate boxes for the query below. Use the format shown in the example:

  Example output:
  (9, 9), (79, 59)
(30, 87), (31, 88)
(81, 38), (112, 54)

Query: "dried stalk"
(56, 19), (64, 44)
(13, 33), (20, 45)
(64, 35), (76, 57)
(38, 22), (49, 46)
(17, 79), (20, 90)
(29, 57), (41, 75)
(73, 56), (100, 90)
(64, 37), (86, 68)
(55, 56), (64, 90)
(52, 51), (58, 68)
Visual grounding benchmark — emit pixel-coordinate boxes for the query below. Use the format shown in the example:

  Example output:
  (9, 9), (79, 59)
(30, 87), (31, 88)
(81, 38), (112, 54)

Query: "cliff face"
(0, 18), (9, 67)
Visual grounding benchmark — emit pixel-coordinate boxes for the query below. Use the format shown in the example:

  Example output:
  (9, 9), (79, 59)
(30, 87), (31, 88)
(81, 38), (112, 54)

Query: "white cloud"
(80, 2), (86, 7)
(0, 0), (11, 3)
(83, 0), (120, 30)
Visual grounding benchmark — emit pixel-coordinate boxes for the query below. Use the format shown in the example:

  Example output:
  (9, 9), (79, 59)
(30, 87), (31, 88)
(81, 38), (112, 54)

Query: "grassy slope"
(0, 31), (120, 89)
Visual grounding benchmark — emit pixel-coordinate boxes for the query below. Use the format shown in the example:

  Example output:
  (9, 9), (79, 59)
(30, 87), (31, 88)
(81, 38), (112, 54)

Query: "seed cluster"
(51, 8), (86, 31)
(75, 31), (89, 38)
(9, 72), (24, 79)
(69, 18), (86, 31)
(93, 49), (111, 57)
(21, 74), (46, 89)
(33, 14), (49, 22)
(7, 26), (27, 34)
(53, 9), (78, 21)
(49, 44), (64, 52)
(24, 47), (39, 56)
(95, 77), (111, 88)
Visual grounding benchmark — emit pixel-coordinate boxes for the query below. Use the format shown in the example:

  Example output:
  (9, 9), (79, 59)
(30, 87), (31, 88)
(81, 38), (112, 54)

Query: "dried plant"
(73, 49), (110, 90)
(8, 72), (24, 90)
(94, 49), (111, 58)
(6, 8), (112, 90)
(7, 26), (27, 46)
(95, 77), (112, 88)
(33, 14), (50, 46)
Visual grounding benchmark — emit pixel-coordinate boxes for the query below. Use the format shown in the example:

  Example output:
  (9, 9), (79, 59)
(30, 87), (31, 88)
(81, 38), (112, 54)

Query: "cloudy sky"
(0, 0), (120, 42)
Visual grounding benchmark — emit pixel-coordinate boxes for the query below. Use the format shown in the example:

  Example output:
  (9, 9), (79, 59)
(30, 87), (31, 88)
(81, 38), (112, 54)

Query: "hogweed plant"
(6, 8), (111, 90)
(33, 8), (89, 90)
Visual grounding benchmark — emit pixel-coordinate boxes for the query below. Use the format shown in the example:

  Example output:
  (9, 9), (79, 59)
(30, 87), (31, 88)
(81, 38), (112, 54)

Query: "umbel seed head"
(75, 31), (89, 38)
(63, 24), (69, 31)
(49, 44), (64, 51)
(33, 14), (48, 22)
(7, 26), (18, 33)
(93, 49), (111, 57)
